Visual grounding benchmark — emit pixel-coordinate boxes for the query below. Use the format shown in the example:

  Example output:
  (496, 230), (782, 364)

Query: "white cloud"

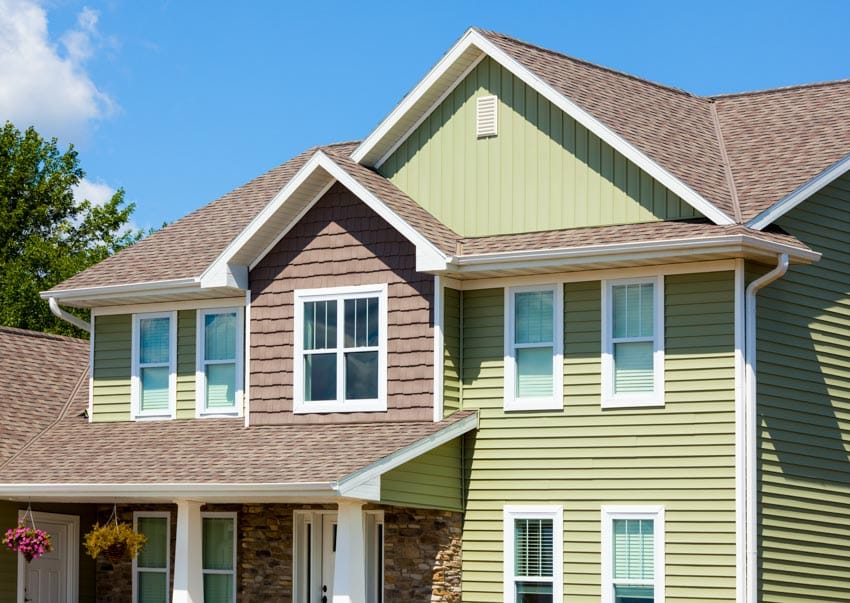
(0, 1), (116, 142)
(72, 177), (116, 207)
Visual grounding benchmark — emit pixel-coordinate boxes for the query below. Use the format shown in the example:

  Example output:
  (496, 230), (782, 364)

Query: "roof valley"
(710, 100), (744, 223)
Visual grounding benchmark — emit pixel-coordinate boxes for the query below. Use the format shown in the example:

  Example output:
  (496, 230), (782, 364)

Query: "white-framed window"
(131, 312), (177, 419)
(503, 505), (563, 603)
(504, 285), (564, 411)
(133, 511), (170, 603)
(601, 506), (665, 603)
(293, 284), (388, 413)
(202, 512), (237, 603)
(601, 277), (664, 408)
(195, 307), (244, 416)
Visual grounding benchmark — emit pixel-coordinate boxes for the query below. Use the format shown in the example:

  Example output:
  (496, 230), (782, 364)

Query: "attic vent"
(476, 95), (498, 138)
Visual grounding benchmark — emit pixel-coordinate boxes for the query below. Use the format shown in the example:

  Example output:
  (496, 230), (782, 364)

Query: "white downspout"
(48, 297), (91, 333)
(744, 252), (788, 603)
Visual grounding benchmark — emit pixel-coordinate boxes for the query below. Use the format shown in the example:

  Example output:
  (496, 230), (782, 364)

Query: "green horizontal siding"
(757, 172), (850, 602)
(176, 310), (196, 419)
(460, 274), (736, 602)
(92, 314), (131, 422)
(443, 286), (462, 417)
(380, 57), (698, 237)
(380, 439), (463, 511)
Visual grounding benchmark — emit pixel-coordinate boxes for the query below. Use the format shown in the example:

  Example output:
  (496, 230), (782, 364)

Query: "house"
(1, 26), (850, 603)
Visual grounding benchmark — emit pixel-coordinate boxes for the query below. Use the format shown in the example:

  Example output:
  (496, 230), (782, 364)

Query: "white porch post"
(333, 500), (366, 603)
(172, 499), (204, 603)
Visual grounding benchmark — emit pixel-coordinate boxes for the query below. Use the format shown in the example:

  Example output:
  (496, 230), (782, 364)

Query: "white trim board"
(352, 28), (735, 226)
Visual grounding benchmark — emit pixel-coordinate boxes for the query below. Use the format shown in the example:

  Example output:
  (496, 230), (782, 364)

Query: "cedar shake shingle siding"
(250, 183), (435, 424)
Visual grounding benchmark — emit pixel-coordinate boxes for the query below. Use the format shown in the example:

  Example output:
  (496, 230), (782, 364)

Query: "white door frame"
(16, 510), (80, 603)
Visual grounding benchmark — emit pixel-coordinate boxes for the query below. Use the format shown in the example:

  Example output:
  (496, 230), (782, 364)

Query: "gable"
(379, 57), (700, 238)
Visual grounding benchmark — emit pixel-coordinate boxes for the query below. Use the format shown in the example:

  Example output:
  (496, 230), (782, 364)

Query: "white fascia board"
(747, 153), (850, 230)
(40, 278), (201, 303)
(335, 412), (478, 495)
(352, 29), (734, 226)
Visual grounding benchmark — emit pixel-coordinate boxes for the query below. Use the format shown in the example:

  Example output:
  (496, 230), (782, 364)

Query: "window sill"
(132, 413), (175, 421)
(601, 396), (665, 409)
(504, 397), (563, 412)
(197, 409), (241, 418)
(293, 399), (387, 414)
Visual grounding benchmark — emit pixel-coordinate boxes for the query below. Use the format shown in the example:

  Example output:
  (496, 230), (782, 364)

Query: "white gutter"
(743, 252), (788, 603)
(48, 297), (91, 333)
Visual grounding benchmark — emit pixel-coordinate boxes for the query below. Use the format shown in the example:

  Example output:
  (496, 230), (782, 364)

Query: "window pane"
(140, 317), (169, 364)
(515, 291), (553, 345)
(305, 353), (336, 401)
(205, 312), (236, 361)
(614, 341), (654, 393)
(614, 584), (654, 602)
(345, 350), (378, 400)
(206, 363), (236, 408)
(516, 347), (553, 398)
(203, 574), (234, 603)
(141, 366), (169, 412)
(612, 284), (653, 339)
(304, 301), (337, 350)
(137, 517), (167, 568)
(203, 517), (234, 570)
(344, 297), (379, 348)
(514, 518), (553, 577)
(515, 581), (553, 603)
(613, 519), (654, 580)
(137, 571), (167, 603)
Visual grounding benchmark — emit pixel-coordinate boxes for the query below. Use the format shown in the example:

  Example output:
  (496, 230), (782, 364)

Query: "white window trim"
(293, 283), (388, 414)
(195, 306), (245, 418)
(131, 311), (178, 420)
(201, 511), (237, 603)
(601, 505), (665, 603)
(601, 276), (665, 408)
(504, 284), (564, 411)
(132, 511), (171, 603)
(503, 505), (563, 603)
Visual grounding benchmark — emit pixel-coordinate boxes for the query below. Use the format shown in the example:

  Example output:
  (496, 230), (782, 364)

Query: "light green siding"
(756, 173), (850, 602)
(459, 274), (736, 602)
(176, 310), (196, 419)
(380, 439), (463, 511)
(379, 57), (699, 237)
(444, 287), (462, 417)
(92, 313), (131, 422)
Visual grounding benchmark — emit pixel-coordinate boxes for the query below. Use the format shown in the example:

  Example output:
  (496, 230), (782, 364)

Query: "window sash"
(133, 312), (175, 418)
(133, 512), (170, 603)
(504, 506), (562, 603)
(202, 513), (236, 603)
(197, 308), (243, 415)
(601, 507), (664, 603)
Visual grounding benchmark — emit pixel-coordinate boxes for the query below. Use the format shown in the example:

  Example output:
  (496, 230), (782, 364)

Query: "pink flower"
(3, 522), (53, 562)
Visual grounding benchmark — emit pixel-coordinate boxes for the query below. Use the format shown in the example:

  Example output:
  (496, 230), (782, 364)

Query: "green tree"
(0, 121), (142, 337)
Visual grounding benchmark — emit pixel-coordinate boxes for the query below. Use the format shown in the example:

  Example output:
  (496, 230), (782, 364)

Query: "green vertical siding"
(379, 57), (699, 237)
(92, 314), (131, 422)
(380, 439), (464, 511)
(176, 310), (196, 419)
(459, 274), (736, 602)
(444, 287), (462, 417)
(756, 172), (850, 602)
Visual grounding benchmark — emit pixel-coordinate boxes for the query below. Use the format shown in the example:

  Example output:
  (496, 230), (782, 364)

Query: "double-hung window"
(601, 506), (665, 603)
(503, 505), (563, 603)
(133, 511), (170, 603)
(132, 312), (177, 419)
(293, 284), (388, 413)
(602, 277), (664, 407)
(202, 513), (237, 603)
(505, 285), (563, 411)
(196, 307), (244, 416)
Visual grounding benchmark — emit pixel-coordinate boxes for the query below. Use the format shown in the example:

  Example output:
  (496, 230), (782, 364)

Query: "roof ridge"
(711, 77), (850, 99)
(474, 27), (702, 100)
(0, 326), (86, 345)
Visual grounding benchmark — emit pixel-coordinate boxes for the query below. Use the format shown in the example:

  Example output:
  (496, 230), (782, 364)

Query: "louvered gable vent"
(476, 95), (498, 138)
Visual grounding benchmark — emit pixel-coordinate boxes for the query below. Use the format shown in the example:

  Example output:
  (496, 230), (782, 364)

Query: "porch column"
(172, 499), (204, 603)
(333, 500), (366, 603)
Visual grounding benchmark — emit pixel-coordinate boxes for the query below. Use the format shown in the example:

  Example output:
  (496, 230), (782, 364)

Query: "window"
(503, 506), (563, 603)
(202, 512), (237, 603)
(601, 506), (665, 603)
(133, 512), (170, 603)
(196, 307), (244, 416)
(602, 277), (664, 407)
(293, 284), (388, 413)
(132, 312), (177, 419)
(505, 285), (564, 411)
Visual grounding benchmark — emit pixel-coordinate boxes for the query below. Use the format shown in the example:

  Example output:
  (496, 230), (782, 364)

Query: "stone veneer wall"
(94, 503), (461, 603)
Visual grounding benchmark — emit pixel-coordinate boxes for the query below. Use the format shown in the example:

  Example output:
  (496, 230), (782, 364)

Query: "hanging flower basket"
(3, 521), (53, 562)
(84, 520), (146, 562)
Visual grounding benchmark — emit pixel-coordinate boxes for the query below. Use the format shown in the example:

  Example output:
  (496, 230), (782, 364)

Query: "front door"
(321, 514), (337, 603)
(17, 512), (78, 603)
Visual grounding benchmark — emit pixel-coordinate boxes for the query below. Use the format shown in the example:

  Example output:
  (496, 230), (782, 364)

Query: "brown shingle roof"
(0, 327), (88, 466)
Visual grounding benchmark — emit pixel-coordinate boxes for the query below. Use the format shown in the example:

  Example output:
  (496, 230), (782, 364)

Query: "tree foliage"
(0, 121), (143, 337)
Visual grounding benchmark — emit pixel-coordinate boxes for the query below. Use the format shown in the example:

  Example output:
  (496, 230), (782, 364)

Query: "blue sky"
(2, 0), (849, 230)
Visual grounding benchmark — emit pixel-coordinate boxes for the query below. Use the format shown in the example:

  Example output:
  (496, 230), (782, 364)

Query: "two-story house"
(2, 27), (850, 603)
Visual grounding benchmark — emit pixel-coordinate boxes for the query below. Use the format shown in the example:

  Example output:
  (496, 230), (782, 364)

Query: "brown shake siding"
(249, 183), (435, 424)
